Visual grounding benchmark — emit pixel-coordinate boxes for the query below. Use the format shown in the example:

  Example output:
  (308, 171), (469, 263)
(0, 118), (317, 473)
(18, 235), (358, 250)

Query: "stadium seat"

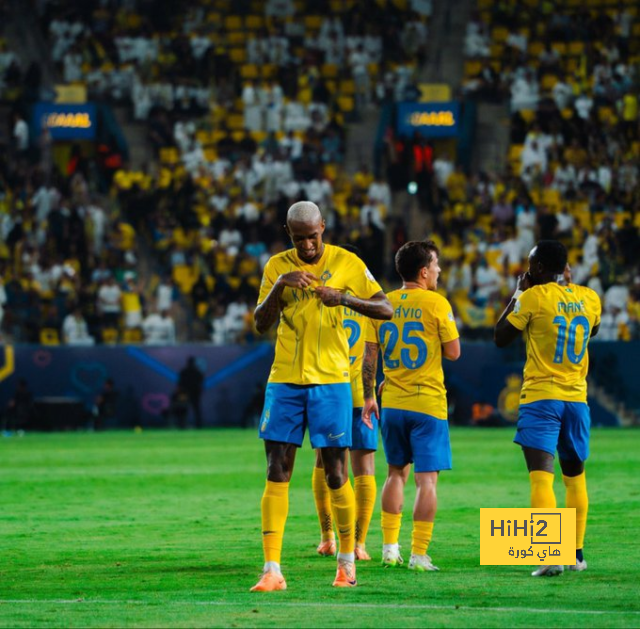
(40, 328), (60, 346)
(101, 328), (119, 344)
(229, 48), (247, 64)
(122, 328), (143, 344)
(224, 15), (242, 30)
(240, 64), (259, 80)
(245, 15), (264, 29)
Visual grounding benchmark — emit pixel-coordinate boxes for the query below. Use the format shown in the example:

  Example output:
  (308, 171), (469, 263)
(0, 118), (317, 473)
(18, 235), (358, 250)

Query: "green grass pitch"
(1, 428), (639, 628)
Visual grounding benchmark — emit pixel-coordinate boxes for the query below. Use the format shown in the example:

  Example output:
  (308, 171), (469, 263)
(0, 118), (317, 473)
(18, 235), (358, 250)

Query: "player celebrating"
(362, 240), (460, 572)
(251, 202), (392, 592)
(494, 240), (601, 577)
(312, 245), (378, 562)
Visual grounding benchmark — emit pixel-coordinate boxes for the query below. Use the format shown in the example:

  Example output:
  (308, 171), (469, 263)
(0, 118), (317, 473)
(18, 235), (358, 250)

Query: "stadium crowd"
(1, 0), (639, 346)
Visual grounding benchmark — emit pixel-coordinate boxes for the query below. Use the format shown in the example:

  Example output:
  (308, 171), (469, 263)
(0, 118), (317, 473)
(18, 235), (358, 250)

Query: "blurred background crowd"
(0, 0), (638, 349)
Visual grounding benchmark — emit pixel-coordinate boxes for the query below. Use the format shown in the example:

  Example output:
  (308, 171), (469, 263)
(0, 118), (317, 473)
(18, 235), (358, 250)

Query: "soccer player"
(494, 240), (601, 577)
(312, 244), (378, 562)
(362, 240), (460, 572)
(250, 201), (392, 592)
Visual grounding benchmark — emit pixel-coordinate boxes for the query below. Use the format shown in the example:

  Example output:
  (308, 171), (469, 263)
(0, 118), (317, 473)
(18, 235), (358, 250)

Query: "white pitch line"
(1, 600), (639, 616)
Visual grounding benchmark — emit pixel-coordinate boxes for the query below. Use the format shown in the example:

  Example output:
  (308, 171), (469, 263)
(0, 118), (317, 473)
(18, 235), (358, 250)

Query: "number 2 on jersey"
(552, 315), (590, 364)
(343, 319), (360, 365)
(379, 321), (428, 370)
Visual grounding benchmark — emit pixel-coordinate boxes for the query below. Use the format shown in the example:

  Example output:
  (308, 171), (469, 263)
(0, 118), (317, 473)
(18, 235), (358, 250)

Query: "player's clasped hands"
(314, 286), (344, 307)
(277, 271), (319, 288)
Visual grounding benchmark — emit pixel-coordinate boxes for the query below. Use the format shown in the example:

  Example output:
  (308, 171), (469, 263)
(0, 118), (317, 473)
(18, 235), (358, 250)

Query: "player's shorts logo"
(261, 409), (270, 432)
(328, 432), (345, 440)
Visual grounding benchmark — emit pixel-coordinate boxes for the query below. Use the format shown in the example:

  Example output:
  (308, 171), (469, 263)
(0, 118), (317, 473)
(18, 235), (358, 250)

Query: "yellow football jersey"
(343, 302), (367, 408)
(507, 282), (601, 404)
(365, 288), (459, 419)
(258, 244), (382, 385)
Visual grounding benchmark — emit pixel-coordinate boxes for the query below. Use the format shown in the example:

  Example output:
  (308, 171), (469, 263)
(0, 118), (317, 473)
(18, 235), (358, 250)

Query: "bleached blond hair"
(287, 201), (323, 224)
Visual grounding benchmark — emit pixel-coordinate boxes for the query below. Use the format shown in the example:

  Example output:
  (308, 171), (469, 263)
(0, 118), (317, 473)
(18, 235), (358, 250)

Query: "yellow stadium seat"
(541, 74), (558, 90)
(261, 64), (277, 79)
(227, 114), (245, 130)
(245, 15), (264, 29)
(40, 328), (60, 346)
(321, 64), (339, 78)
(122, 328), (143, 344)
(464, 60), (482, 77)
(367, 62), (379, 76)
(159, 147), (179, 165)
(224, 15), (242, 30)
(240, 64), (259, 80)
(229, 48), (247, 64)
(520, 109), (536, 123)
(227, 31), (246, 45)
(204, 148), (218, 162)
(528, 41), (544, 56)
(338, 79), (356, 95)
(101, 328), (119, 345)
(568, 41), (584, 56)
(337, 96), (355, 112)
(492, 27), (509, 43)
(551, 42), (567, 55)
(304, 15), (322, 30)
(508, 144), (524, 162)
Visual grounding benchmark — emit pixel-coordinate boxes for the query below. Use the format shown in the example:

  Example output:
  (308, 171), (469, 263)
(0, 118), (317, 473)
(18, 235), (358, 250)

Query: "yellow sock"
(563, 472), (588, 550)
(411, 520), (434, 556)
(381, 511), (402, 545)
(529, 470), (556, 508)
(354, 475), (376, 547)
(329, 480), (356, 555)
(261, 480), (289, 564)
(312, 466), (334, 541)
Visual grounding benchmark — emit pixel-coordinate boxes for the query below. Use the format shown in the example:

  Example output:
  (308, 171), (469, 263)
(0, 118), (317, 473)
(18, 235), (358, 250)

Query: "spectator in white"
(510, 71), (539, 111)
(303, 177), (333, 207)
(552, 75), (573, 110)
(264, 83), (284, 132)
(464, 14), (490, 58)
(283, 100), (309, 132)
(63, 44), (83, 82)
(224, 297), (250, 340)
(97, 276), (122, 328)
(582, 233), (600, 271)
(594, 307), (629, 341)
(367, 176), (391, 210)
(520, 139), (547, 175)
(349, 44), (371, 111)
(604, 282), (630, 315)
(31, 178), (53, 224)
(210, 304), (229, 345)
(574, 91), (594, 120)
(499, 232), (525, 272)
(506, 29), (527, 55)
(235, 197), (260, 223)
(279, 131), (303, 160)
(473, 257), (503, 303)
(446, 255), (473, 294)
(156, 276), (175, 313)
(552, 158), (577, 194)
(242, 81), (262, 131)
(87, 202), (107, 256)
(555, 206), (575, 240)
(360, 197), (385, 230)
(13, 112), (29, 156)
(218, 220), (243, 257)
(433, 152), (454, 196)
(587, 273), (604, 298)
(142, 308), (176, 345)
(62, 306), (95, 346)
(266, 0), (295, 19)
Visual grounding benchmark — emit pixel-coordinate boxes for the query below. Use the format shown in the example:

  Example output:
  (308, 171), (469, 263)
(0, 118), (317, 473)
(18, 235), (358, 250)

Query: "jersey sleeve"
(257, 258), (279, 305)
(507, 288), (538, 330)
(344, 255), (383, 299)
(590, 289), (602, 328)
(364, 316), (380, 344)
(436, 297), (460, 343)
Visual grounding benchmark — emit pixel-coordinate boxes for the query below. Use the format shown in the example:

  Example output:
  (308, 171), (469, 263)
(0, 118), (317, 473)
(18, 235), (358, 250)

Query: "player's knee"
(266, 457), (293, 482)
(325, 469), (347, 489)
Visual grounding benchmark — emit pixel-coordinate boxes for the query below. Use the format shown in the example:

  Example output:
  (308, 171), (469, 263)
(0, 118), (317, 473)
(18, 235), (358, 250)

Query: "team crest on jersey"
(401, 294), (408, 300)
(365, 268), (375, 282)
(320, 270), (332, 282)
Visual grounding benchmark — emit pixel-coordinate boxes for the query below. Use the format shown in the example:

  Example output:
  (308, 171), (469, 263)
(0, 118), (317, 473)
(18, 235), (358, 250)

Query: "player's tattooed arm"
(361, 341), (380, 429)
(314, 288), (393, 320)
(254, 271), (319, 334)
(362, 341), (379, 399)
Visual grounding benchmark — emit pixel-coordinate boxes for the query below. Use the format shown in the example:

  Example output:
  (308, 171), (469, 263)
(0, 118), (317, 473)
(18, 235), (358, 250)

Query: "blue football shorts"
(381, 408), (452, 472)
(351, 408), (378, 451)
(259, 383), (352, 449)
(514, 400), (590, 461)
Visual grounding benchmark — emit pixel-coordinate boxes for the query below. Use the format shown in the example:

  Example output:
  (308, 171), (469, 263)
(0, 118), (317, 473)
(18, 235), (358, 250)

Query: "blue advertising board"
(397, 101), (460, 138)
(32, 103), (97, 140)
